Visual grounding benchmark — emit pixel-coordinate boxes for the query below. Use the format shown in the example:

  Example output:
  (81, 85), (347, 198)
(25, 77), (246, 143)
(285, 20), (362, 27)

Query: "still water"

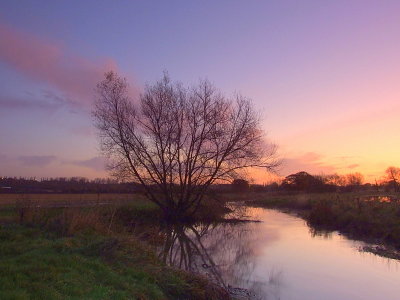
(159, 207), (400, 300)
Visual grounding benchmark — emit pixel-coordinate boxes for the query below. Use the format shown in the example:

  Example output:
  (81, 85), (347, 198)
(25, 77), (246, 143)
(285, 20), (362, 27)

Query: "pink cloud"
(298, 152), (323, 162)
(0, 22), (118, 108)
(280, 152), (336, 176)
(70, 156), (106, 171)
(347, 164), (359, 169)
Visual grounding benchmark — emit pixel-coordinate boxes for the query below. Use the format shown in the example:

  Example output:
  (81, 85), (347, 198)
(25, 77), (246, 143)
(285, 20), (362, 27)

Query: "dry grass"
(0, 193), (146, 208)
(0, 200), (231, 299)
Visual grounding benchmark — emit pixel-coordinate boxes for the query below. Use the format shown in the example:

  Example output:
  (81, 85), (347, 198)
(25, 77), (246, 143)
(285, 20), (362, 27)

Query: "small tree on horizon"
(345, 172), (364, 186)
(93, 72), (278, 220)
(281, 171), (324, 192)
(384, 166), (400, 192)
(231, 179), (250, 193)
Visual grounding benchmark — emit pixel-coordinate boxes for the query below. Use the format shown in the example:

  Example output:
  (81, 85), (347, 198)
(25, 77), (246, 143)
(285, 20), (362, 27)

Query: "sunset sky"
(1, 1), (399, 183)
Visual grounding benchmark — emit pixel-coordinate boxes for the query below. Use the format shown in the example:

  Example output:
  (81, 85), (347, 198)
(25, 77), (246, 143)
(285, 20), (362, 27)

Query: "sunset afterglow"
(1, 1), (400, 183)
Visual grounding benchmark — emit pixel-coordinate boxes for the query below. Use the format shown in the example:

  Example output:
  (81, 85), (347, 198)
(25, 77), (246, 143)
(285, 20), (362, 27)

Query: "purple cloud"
(0, 93), (65, 111)
(18, 155), (57, 167)
(70, 156), (106, 171)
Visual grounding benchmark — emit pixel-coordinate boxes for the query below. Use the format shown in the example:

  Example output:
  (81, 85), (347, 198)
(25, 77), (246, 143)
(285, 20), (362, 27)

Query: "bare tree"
(93, 72), (278, 219)
(324, 173), (346, 187)
(385, 166), (400, 192)
(345, 172), (364, 187)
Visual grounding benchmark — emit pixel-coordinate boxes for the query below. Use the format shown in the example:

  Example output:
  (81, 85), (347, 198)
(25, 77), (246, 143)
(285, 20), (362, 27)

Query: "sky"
(1, 1), (400, 183)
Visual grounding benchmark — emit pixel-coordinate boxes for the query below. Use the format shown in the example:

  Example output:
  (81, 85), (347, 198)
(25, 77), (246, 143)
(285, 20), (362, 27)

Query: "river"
(158, 207), (400, 300)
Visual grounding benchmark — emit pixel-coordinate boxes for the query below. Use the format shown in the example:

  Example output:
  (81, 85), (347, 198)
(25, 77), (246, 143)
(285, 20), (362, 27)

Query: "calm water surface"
(159, 207), (400, 300)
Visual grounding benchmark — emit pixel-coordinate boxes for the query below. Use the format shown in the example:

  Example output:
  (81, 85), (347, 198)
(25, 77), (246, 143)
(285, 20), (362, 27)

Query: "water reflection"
(308, 227), (334, 239)
(362, 195), (398, 203)
(159, 223), (229, 288)
(158, 208), (400, 300)
(158, 221), (284, 299)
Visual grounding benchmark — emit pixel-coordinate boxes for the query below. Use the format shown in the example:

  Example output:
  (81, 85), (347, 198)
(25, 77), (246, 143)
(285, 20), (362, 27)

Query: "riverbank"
(0, 198), (231, 299)
(242, 192), (400, 255)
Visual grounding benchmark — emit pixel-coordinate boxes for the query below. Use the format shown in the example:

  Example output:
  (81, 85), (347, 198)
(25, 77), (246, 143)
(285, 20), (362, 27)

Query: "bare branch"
(93, 72), (279, 219)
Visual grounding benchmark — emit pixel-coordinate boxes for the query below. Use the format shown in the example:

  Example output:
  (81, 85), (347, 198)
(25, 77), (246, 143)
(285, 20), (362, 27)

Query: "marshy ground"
(1, 191), (400, 299)
(0, 195), (230, 300)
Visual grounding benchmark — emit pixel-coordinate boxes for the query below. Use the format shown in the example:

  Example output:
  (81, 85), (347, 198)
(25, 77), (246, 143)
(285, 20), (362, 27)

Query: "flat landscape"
(2, 1), (400, 299)
(1, 191), (400, 299)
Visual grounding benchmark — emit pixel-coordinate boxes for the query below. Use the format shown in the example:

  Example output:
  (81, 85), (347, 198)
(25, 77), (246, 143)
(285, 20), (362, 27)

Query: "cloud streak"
(0, 92), (65, 111)
(18, 155), (57, 167)
(0, 22), (118, 110)
(347, 164), (359, 169)
(70, 156), (106, 171)
(281, 152), (336, 175)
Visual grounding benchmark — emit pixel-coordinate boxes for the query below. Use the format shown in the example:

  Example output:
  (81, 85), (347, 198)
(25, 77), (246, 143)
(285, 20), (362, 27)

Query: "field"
(0, 194), (230, 300)
(2, 191), (400, 299)
(0, 193), (145, 208)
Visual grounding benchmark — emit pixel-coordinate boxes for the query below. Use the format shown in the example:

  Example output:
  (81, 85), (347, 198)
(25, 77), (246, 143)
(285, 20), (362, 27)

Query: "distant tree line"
(230, 167), (400, 193)
(279, 171), (365, 192)
(227, 172), (366, 193)
(1, 166), (398, 194)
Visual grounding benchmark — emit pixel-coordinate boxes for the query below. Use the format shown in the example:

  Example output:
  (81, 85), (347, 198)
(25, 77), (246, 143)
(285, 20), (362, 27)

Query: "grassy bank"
(0, 198), (230, 300)
(245, 192), (400, 250)
(0, 193), (147, 208)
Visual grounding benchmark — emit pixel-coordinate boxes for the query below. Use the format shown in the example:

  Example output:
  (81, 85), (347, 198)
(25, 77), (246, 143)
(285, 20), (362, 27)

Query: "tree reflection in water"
(158, 222), (284, 300)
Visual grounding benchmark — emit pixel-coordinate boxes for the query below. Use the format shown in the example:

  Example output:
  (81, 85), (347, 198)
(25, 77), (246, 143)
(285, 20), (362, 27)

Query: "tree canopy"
(93, 72), (278, 219)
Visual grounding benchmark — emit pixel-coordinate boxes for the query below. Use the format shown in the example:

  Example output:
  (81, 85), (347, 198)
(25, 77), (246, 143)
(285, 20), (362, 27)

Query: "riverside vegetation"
(0, 196), (231, 300)
(240, 192), (400, 255)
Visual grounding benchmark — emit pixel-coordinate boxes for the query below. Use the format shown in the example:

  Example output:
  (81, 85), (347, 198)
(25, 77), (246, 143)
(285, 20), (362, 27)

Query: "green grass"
(0, 200), (230, 300)
(0, 225), (167, 300)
